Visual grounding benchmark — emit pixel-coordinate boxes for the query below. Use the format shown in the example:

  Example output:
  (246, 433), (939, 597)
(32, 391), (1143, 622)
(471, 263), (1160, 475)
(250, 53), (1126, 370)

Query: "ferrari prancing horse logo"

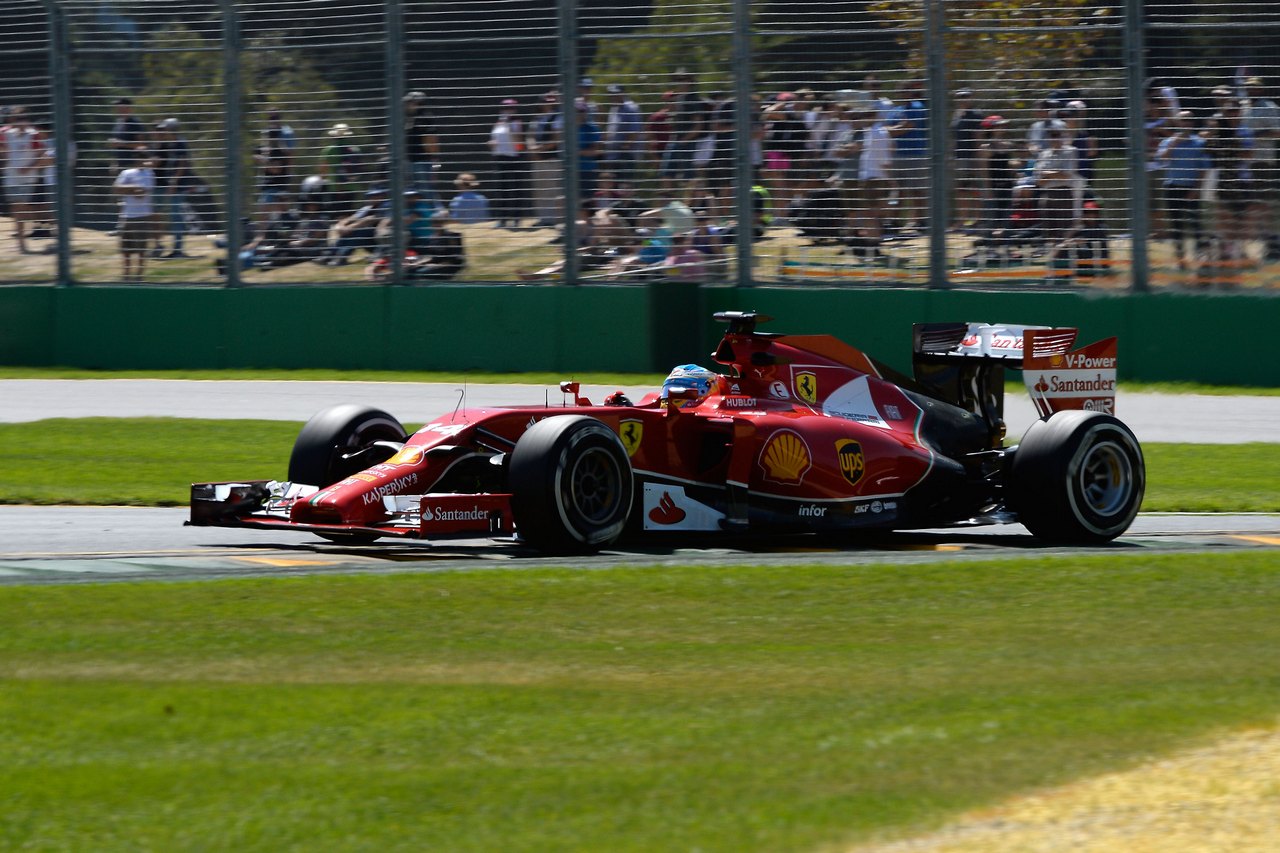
(795, 371), (818, 405)
(618, 419), (643, 457)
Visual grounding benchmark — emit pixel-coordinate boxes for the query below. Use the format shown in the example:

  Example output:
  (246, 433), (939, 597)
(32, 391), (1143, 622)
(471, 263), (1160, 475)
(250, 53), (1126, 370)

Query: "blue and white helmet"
(661, 364), (717, 405)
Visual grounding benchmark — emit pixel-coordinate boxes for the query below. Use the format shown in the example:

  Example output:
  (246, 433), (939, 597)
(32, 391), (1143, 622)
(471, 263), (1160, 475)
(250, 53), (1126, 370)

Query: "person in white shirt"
(488, 99), (525, 228)
(3, 107), (49, 254)
(857, 111), (894, 258)
(112, 147), (157, 281)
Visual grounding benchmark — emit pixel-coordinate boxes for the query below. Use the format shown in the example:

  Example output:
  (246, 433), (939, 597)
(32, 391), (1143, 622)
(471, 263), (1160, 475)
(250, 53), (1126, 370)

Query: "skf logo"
(836, 439), (865, 487)
(795, 371), (818, 405)
(618, 419), (643, 457)
(760, 430), (812, 484)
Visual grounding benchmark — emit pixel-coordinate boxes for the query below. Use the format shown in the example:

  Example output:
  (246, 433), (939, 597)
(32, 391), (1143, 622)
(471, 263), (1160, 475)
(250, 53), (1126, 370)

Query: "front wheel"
(1009, 411), (1145, 544)
(288, 404), (407, 488)
(508, 416), (634, 554)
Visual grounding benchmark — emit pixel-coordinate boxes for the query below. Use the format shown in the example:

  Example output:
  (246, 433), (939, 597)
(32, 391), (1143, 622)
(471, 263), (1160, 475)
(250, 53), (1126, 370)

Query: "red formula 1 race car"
(190, 312), (1145, 552)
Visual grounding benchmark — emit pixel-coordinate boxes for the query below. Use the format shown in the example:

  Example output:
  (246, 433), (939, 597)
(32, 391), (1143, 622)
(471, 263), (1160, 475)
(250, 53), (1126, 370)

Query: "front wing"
(188, 481), (515, 540)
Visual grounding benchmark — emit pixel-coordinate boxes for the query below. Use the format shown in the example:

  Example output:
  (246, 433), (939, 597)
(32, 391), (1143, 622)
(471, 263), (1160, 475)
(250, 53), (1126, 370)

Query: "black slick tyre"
(288, 404), (407, 488)
(287, 405), (407, 545)
(1010, 411), (1145, 544)
(508, 416), (634, 554)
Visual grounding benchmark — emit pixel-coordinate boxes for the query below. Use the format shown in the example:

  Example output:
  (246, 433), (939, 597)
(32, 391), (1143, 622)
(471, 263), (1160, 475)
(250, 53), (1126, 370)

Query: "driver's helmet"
(661, 364), (718, 407)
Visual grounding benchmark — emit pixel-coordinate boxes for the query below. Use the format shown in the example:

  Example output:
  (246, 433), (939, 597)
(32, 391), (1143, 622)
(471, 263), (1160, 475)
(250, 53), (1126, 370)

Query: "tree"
(867, 0), (1118, 94)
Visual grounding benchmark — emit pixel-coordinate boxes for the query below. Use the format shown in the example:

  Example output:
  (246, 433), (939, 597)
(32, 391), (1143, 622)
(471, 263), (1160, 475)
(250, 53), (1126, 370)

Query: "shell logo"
(759, 430), (812, 484)
(385, 445), (426, 466)
(1050, 354), (1065, 368)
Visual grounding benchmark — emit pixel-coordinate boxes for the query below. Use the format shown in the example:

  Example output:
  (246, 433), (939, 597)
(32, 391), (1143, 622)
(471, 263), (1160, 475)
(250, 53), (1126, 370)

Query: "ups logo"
(835, 439), (865, 487)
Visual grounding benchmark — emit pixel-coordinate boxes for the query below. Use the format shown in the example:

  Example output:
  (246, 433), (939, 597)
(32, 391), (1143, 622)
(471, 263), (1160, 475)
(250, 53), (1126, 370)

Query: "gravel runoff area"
(850, 721), (1280, 853)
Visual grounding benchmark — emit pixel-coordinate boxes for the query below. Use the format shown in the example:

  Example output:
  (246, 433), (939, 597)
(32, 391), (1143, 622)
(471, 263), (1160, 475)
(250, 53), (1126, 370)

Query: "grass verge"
(3, 553), (1280, 851)
(2, 367), (1278, 396)
(0, 418), (1277, 511)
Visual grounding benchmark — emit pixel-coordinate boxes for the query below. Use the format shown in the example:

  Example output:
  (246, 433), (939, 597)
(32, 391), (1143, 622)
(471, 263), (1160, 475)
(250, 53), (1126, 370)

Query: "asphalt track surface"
(1, 380), (1277, 584)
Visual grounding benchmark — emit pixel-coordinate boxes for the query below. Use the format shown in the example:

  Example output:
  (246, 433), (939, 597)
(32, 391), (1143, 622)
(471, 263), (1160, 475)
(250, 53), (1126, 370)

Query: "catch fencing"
(1, 0), (1279, 294)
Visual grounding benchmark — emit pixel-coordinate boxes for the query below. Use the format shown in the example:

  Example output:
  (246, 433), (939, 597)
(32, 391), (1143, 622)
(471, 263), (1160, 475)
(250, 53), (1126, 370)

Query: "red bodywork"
(190, 319), (1015, 542)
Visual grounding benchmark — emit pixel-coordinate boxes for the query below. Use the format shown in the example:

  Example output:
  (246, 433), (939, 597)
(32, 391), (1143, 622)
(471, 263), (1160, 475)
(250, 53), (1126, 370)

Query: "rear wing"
(913, 323), (1118, 424)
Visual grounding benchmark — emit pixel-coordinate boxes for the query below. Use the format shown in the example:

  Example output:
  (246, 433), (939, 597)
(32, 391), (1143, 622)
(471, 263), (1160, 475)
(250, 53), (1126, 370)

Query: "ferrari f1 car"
(190, 312), (1145, 552)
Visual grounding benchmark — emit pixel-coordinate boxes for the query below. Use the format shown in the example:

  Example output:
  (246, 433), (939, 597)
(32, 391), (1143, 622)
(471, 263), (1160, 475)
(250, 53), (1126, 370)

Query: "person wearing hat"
(403, 90), (440, 204)
(319, 122), (363, 218)
(150, 116), (195, 259)
(887, 78), (929, 231)
(488, 99), (526, 228)
(111, 146), (156, 280)
(448, 172), (490, 224)
(1240, 75), (1280, 258)
(1034, 122), (1083, 263)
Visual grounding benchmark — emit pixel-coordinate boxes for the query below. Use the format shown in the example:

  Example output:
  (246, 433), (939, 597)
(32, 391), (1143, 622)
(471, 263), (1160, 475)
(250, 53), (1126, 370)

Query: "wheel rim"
(567, 445), (623, 525)
(1077, 440), (1134, 518)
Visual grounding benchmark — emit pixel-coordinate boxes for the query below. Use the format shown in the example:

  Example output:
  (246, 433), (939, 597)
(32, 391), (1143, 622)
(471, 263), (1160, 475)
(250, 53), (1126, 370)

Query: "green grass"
(0, 366), (666, 384)
(2, 554), (1280, 851)
(0, 417), (1277, 512)
(2, 366), (1278, 395)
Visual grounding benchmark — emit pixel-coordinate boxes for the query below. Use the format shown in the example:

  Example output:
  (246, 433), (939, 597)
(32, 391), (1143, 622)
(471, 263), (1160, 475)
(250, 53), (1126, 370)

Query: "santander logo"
(648, 491), (687, 525)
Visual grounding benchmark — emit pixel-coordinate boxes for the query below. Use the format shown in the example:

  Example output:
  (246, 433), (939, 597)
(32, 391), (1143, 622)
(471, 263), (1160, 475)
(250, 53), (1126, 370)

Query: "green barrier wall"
(1, 284), (1276, 386)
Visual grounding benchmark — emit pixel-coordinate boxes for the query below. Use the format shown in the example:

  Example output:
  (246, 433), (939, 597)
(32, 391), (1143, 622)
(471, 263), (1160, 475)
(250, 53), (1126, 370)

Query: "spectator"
(1060, 100), (1098, 190)
(576, 101), (602, 215)
(406, 209), (466, 280)
(1034, 126), (1082, 262)
(646, 90), (676, 174)
(324, 188), (389, 265)
(265, 110), (296, 161)
(1145, 93), (1174, 239)
(319, 123), (364, 217)
(221, 207), (300, 273)
(1026, 98), (1060, 155)
(603, 83), (643, 185)
(151, 117), (195, 258)
(1206, 99), (1259, 269)
(448, 172), (490, 224)
(979, 115), (1017, 235)
(1240, 75), (1280, 259)
(404, 91), (441, 203)
(111, 146), (156, 281)
(888, 78), (929, 232)
(254, 124), (291, 223)
(107, 96), (145, 229)
(663, 232), (708, 281)
(699, 90), (735, 219)
(578, 77), (598, 120)
(762, 92), (807, 214)
(951, 88), (984, 229)
(856, 107), (895, 262)
(488, 98), (525, 228)
(1155, 110), (1211, 271)
(661, 71), (707, 194)
(3, 107), (49, 255)
(526, 91), (562, 227)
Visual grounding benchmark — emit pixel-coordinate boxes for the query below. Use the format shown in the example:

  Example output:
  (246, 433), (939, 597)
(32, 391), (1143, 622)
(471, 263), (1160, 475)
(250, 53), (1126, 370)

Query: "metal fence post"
(220, 0), (243, 288)
(558, 0), (579, 286)
(387, 0), (407, 285)
(40, 0), (74, 286)
(924, 0), (950, 289)
(1123, 0), (1149, 293)
(732, 0), (753, 290)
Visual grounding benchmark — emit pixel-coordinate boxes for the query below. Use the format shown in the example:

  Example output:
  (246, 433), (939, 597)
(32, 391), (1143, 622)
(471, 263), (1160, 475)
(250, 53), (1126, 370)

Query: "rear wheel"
(1010, 411), (1145, 544)
(508, 416), (633, 553)
(288, 405), (407, 544)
